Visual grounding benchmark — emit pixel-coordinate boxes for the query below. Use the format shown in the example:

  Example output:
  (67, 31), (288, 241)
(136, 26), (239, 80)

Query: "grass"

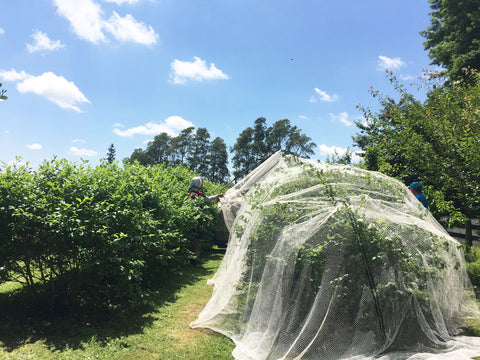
(0, 249), (235, 359)
(1, 250), (480, 360)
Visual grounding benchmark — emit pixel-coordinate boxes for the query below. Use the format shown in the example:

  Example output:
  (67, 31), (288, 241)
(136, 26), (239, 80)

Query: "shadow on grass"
(0, 249), (225, 353)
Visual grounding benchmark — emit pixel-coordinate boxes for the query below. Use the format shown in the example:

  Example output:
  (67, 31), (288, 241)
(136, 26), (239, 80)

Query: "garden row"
(0, 159), (224, 312)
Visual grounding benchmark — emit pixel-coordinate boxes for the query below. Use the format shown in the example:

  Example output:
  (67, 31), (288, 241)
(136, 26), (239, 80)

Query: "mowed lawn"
(0, 250), (235, 360)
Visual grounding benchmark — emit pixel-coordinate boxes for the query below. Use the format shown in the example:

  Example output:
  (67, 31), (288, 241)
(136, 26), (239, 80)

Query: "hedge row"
(0, 159), (223, 311)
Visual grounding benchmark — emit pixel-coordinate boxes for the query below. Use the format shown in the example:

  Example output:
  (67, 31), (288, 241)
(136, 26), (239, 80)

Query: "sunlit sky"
(1, 0), (435, 167)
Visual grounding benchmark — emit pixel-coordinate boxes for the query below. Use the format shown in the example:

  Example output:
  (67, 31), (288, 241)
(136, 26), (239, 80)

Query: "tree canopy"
(128, 127), (230, 184)
(420, 0), (480, 80)
(353, 70), (480, 244)
(231, 118), (316, 182)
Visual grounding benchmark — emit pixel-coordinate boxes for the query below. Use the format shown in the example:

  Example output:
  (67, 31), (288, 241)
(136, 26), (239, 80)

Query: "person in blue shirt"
(408, 181), (428, 209)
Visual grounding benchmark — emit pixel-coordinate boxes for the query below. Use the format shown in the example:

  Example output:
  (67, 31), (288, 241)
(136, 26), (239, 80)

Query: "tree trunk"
(465, 218), (473, 248)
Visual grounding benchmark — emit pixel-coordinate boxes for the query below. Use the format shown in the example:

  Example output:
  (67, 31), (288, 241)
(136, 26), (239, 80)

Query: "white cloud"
(377, 55), (406, 71)
(72, 138), (86, 143)
(170, 56), (230, 84)
(26, 143), (43, 150)
(329, 112), (353, 126)
(13, 71), (90, 112)
(299, 115), (308, 120)
(0, 27), (5, 35)
(310, 88), (338, 103)
(27, 30), (65, 53)
(103, 0), (141, 4)
(53, 0), (158, 46)
(69, 146), (99, 156)
(114, 116), (194, 137)
(104, 12), (158, 45)
(0, 69), (29, 82)
(318, 144), (362, 162)
(53, 0), (106, 43)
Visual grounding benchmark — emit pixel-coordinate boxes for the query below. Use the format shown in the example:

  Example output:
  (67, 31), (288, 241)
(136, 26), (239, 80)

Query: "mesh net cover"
(191, 151), (480, 360)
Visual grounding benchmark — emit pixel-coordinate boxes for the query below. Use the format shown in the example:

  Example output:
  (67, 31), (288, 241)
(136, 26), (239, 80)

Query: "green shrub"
(0, 159), (223, 311)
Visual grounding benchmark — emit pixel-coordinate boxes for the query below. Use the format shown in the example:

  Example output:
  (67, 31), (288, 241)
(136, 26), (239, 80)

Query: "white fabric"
(191, 152), (480, 360)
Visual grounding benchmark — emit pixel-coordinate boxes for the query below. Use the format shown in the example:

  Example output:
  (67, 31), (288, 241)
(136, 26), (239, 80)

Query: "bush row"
(0, 159), (224, 311)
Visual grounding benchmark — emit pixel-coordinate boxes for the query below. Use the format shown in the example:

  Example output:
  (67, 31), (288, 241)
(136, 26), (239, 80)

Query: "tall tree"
(105, 143), (116, 163)
(170, 126), (195, 166)
(145, 132), (172, 165)
(187, 128), (210, 175)
(353, 71), (480, 245)
(252, 117), (269, 163)
(266, 119), (292, 152)
(231, 118), (317, 182)
(231, 127), (255, 182)
(129, 148), (149, 166)
(420, 0), (480, 80)
(208, 137), (230, 183)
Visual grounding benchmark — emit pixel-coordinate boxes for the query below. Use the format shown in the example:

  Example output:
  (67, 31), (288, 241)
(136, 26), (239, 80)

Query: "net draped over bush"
(0, 159), (222, 310)
(191, 152), (480, 360)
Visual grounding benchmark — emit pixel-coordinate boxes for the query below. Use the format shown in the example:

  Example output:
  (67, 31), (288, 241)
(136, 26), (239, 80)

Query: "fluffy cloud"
(0, 69), (29, 82)
(170, 57), (230, 84)
(53, 0), (105, 43)
(0, 69), (89, 112)
(27, 30), (65, 53)
(68, 146), (99, 156)
(329, 112), (353, 126)
(26, 143), (43, 150)
(318, 144), (362, 162)
(377, 55), (406, 71)
(0, 27), (5, 35)
(310, 88), (338, 103)
(53, 0), (158, 45)
(104, 12), (158, 45)
(14, 71), (90, 112)
(114, 116), (194, 137)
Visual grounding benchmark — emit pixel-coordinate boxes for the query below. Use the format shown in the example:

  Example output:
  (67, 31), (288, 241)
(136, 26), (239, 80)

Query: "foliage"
(0, 83), (6, 100)
(0, 159), (223, 310)
(420, 0), (480, 80)
(128, 127), (230, 183)
(0, 254), (234, 359)
(231, 117), (316, 181)
(353, 70), (480, 235)
(105, 143), (116, 163)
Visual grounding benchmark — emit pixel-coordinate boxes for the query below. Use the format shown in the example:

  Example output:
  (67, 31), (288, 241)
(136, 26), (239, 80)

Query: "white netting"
(191, 151), (480, 360)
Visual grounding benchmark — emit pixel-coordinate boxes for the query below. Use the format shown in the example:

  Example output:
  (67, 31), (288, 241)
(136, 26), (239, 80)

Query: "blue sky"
(1, 0), (435, 168)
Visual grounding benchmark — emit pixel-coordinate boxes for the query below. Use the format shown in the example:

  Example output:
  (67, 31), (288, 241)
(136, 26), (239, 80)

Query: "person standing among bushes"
(408, 181), (428, 209)
(188, 177), (224, 267)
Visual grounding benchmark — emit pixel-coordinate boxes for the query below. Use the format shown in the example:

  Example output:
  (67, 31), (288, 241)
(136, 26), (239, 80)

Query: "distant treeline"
(128, 117), (316, 183)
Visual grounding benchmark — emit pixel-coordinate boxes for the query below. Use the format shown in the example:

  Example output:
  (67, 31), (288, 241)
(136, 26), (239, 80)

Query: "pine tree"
(105, 143), (116, 163)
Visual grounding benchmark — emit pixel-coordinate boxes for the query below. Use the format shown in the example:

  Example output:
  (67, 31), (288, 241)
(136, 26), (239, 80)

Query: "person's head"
(189, 176), (203, 193)
(408, 181), (422, 195)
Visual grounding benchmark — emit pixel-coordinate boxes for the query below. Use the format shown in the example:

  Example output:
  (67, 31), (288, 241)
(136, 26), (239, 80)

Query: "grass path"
(0, 251), (235, 359)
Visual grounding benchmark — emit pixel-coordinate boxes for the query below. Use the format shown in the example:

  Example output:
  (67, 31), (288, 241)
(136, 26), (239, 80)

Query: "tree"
(353, 70), (480, 246)
(129, 148), (149, 166)
(231, 118), (317, 182)
(208, 137), (230, 183)
(420, 0), (480, 80)
(146, 133), (172, 165)
(187, 128), (210, 175)
(252, 117), (269, 164)
(170, 126), (194, 166)
(231, 127), (255, 182)
(105, 143), (116, 163)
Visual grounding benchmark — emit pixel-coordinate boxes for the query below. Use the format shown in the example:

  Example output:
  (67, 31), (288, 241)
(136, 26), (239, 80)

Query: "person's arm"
(203, 193), (224, 201)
